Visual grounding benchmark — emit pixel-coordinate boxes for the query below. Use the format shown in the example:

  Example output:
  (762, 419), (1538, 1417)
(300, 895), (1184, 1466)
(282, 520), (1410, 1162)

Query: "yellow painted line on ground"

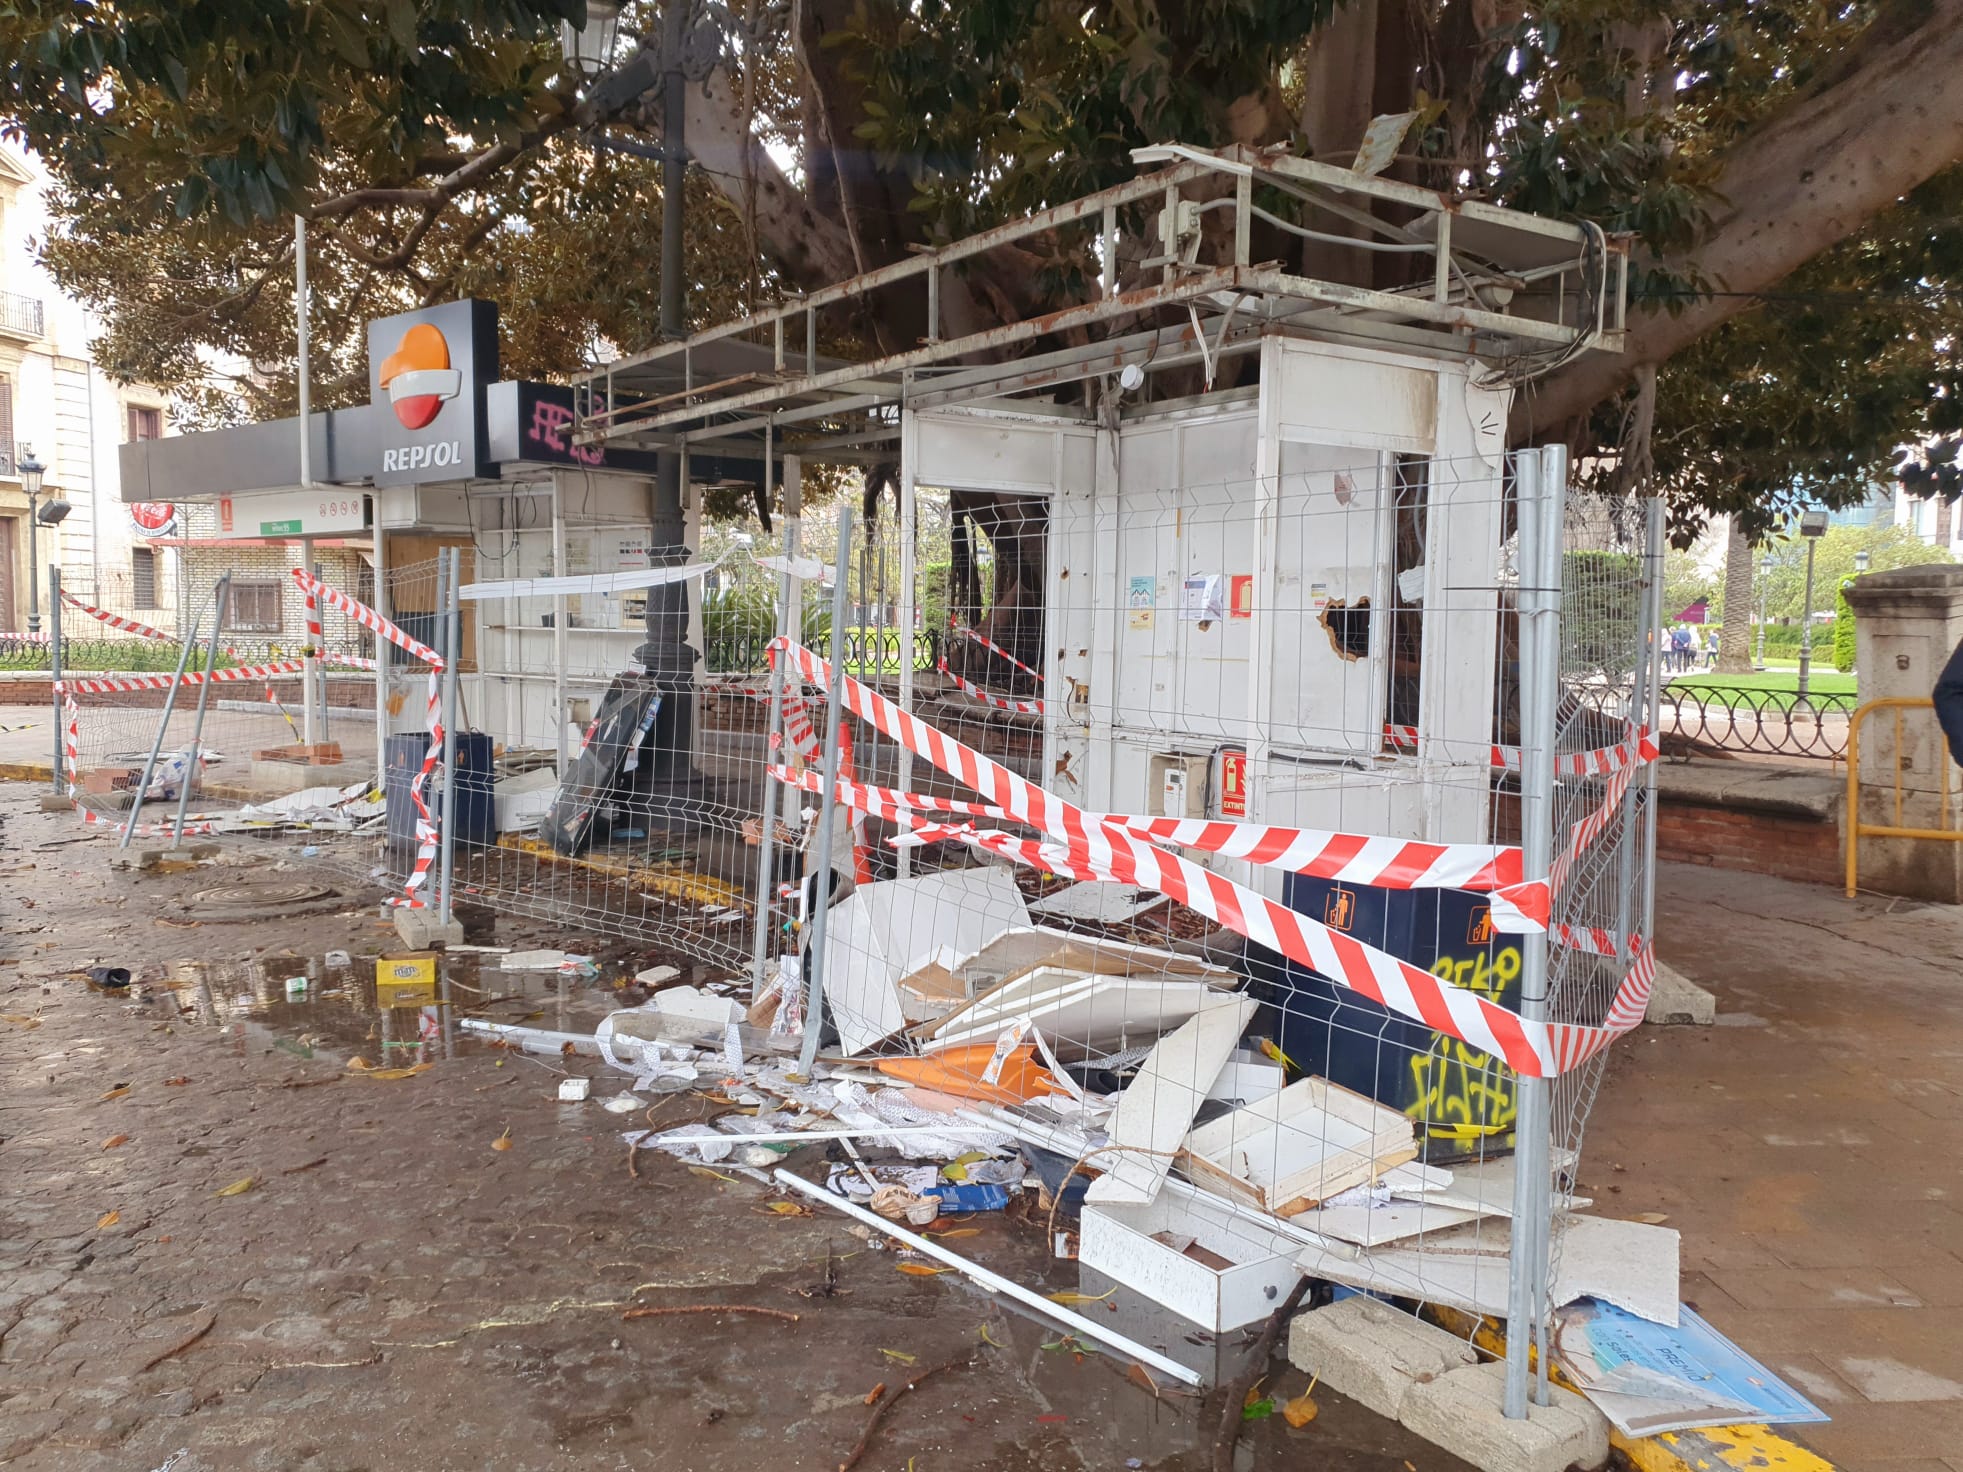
(0, 761), (53, 782)
(499, 835), (751, 909)
(1422, 1306), (1837, 1472)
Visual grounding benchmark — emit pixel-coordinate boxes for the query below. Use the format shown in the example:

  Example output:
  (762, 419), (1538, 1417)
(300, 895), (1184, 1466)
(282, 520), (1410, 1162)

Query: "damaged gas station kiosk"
(88, 141), (1800, 1460)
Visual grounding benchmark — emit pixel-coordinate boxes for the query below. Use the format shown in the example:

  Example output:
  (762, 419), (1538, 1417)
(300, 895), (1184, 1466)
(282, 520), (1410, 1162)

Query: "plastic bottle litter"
(284, 976), (308, 997)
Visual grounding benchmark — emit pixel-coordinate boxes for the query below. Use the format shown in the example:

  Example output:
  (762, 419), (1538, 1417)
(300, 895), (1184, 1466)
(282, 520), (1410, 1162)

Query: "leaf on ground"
(760, 1200), (808, 1216)
(1127, 1362), (1162, 1398)
(1045, 1288), (1115, 1306)
(345, 1057), (377, 1072)
(163, 1076), (190, 1086)
(100, 1134), (129, 1150)
(929, 1226), (980, 1238)
(687, 1166), (739, 1183)
(1282, 1391), (1319, 1428)
(877, 1348), (916, 1364)
(863, 1382), (886, 1405)
(1635, 1211), (1670, 1225)
(99, 1085), (131, 1102)
(1242, 1398), (1276, 1422)
(96, 1209), (120, 1230)
(491, 1128), (514, 1152)
(215, 1176), (255, 1197)
(2, 1014), (41, 1027)
(896, 1262), (952, 1277)
(361, 1063), (431, 1081)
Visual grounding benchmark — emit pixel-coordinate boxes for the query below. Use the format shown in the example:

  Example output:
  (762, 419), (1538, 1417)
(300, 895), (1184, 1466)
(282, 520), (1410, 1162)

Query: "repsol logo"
(381, 442), (462, 473)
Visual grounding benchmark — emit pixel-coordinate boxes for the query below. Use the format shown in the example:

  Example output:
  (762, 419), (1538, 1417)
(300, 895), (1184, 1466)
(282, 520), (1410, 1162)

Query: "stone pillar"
(1844, 566), (1963, 902)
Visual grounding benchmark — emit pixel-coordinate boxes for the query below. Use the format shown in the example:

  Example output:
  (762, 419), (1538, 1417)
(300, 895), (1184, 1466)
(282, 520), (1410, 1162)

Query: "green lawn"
(1669, 669), (1857, 709)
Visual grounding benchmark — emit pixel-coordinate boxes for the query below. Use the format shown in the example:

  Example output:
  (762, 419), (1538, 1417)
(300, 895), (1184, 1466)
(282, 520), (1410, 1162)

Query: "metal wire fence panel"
(54, 445), (1656, 1369)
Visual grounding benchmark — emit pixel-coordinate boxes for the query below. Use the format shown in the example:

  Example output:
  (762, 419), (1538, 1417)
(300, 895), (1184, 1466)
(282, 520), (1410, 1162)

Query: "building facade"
(0, 144), (175, 632)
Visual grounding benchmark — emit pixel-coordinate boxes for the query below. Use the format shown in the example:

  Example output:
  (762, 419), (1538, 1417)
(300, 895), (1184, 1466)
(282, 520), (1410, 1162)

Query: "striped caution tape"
(287, 571), (446, 908)
(936, 658), (1045, 715)
(954, 625), (1045, 683)
(290, 569), (446, 670)
(57, 661), (307, 696)
(1383, 720), (1659, 779)
(767, 762), (1534, 902)
(774, 638), (1648, 1079)
(58, 592), (173, 643)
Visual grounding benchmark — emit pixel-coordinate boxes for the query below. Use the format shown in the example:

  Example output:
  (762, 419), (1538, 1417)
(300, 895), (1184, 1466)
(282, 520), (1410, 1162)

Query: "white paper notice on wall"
(1181, 574), (1226, 624)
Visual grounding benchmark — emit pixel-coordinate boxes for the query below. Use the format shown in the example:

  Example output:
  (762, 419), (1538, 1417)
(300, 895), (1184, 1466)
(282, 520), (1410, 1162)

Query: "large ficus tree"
(5, 0), (1963, 521)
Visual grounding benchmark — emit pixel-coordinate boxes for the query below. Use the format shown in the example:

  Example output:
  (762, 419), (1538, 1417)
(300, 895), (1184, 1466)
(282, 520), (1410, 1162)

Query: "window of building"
(126, 404), (163, 442)
(131, 548), (157, 610)
(222, 581), (282, 632)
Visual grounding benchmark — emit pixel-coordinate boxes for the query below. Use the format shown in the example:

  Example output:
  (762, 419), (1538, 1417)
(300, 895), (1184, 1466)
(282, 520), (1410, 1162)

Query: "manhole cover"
(174, 881), (348, 923)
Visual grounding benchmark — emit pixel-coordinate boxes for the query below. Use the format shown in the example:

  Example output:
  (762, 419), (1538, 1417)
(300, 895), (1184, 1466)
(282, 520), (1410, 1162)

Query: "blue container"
(925, 1183), (1013, 1213)
(1253, 874), (1524, 1154)
(384, 729), (496, 853)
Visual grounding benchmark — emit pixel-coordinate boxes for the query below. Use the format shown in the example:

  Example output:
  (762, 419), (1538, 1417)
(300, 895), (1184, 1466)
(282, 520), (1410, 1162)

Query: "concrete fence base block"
(1644, 960), (1717, 1026)
(1285, 1296), (1479, 1421)
(1398, 1361), (1610, 1472)
(392, 908), (464, 950)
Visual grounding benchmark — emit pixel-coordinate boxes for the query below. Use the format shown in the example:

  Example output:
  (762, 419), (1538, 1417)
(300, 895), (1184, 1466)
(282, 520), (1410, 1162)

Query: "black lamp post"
(18, 447), (44, 635)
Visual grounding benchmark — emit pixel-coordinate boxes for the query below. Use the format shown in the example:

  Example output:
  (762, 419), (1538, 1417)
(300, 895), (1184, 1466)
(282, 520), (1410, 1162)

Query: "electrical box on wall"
(1148, 753), (1211, 819)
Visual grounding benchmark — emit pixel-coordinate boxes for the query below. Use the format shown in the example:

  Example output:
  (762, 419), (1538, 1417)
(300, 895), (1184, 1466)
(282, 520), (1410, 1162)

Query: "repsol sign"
(381, 442), (463, 473)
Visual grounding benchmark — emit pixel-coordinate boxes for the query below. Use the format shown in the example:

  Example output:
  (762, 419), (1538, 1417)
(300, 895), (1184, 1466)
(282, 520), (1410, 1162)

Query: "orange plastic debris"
(877, 1044), (1059, 1105)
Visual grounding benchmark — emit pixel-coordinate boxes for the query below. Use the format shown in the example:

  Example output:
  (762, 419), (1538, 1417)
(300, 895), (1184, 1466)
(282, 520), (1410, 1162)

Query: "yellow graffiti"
(1408, 947), (1522, 1141)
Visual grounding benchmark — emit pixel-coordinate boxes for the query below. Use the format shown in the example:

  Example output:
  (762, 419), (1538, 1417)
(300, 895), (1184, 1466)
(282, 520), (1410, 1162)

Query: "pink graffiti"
(528, 399), (604, 465)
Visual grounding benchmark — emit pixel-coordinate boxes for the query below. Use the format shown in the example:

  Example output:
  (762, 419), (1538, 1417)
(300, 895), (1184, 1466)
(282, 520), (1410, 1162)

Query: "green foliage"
(1561, 550), (1643, 681)
(1757, 522), (1952, 623)
(1833, 583), (1857, 674)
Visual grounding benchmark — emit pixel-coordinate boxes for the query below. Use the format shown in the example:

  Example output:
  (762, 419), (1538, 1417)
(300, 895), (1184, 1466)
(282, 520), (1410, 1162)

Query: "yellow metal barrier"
(1845, 696), (1960, 896)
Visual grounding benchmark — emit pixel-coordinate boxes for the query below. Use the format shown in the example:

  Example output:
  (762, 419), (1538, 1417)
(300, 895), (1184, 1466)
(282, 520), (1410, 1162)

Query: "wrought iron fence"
(704, 626), (944, 675)
(0, 633), (370, 674)
(1657, 682), (1856, 760)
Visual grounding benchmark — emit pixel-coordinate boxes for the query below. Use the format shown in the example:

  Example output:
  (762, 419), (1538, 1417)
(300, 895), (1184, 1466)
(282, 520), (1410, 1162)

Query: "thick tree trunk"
(1517, 4), (1963, 437)
(1717, 520), (1757, 674)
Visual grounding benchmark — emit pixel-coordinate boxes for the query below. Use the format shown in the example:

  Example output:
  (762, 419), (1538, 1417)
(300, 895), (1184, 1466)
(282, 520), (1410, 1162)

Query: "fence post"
(896, 407), (918, 879)
(1640, 494), (1666, 949)
(1504, 447), (1561, 1418)
(438, 547), (462, 928)
(796, 506), (856, 1078)
(372, 497), (390, 786)
(48, 565), (63, 795)
(173, 572), (232, 845)
(749, 515), (799, 1000)
(121, 581), (218, 850)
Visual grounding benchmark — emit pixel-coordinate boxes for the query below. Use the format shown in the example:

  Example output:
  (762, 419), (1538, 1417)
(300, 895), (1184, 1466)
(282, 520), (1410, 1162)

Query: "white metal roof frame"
(575, 141), (1627, 463)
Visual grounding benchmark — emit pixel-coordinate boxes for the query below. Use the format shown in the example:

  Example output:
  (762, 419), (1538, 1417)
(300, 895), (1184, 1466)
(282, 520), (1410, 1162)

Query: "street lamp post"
(1756, 552), (1774, 670)
(17, 447), (73, 637)
(1795, 509), (1830, 705)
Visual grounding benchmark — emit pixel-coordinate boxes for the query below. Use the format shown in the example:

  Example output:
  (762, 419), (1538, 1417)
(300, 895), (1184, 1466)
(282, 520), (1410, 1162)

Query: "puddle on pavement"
(143, 951), (690, 1067)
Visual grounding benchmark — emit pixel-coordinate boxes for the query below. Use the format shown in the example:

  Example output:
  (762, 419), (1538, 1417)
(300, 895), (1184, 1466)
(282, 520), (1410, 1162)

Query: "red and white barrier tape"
(774, 638), (1647, 1079)
(290, 569), (446, 670)
(1384, 720), (1659, 780)
(287, 572), (446, 907)
(58, 592), (173, 643)
(954, 625), (1045, 683)
(936, 658), (1045, 715)
(765, 762), (1544, 926)
(57, 661), (307, 696)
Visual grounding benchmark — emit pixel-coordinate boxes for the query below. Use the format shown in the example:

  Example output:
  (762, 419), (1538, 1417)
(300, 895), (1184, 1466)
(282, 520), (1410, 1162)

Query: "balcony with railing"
(0, 290), (44, 339)
(0, 437), (13, 478)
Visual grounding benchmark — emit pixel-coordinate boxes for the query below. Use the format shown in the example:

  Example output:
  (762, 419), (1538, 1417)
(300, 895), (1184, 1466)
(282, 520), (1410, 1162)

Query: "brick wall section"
(0, 675), (375, 709)
(1657, 798), (1843, 887)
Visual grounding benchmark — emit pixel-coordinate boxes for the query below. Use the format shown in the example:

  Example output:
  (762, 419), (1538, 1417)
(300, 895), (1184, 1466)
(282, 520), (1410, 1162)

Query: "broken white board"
(1085, 995), (1258, 1207)
(1293, 1213), (1682, 1327)
(1182, 1076), (1416, 1216)
(926, 968), (1222, 1060)
(1027, 881), (1170, 924)
(822, 867), (1030, 1056)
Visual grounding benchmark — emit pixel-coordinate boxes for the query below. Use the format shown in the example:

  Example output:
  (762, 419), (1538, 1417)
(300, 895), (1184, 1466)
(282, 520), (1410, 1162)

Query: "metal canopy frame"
(576, 141), (1628, 463)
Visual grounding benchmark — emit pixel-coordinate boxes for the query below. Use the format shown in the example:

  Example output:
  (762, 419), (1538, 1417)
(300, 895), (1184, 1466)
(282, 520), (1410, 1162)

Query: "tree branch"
(1516, 5), (1963, 438)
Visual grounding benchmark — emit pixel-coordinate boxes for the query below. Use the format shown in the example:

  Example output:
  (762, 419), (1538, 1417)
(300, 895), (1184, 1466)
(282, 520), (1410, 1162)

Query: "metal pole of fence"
(1639, 494), (1666, 955)
(748, 516), (798, 999)
(48, 565), (63, 794)
(438, 547), (463, 928)
(372, 497), (390, 786)
(552, 473), (569, 776)
(173, 572), (231, 846)
(299, 535), (318, 750)
(121, 582), (218, 851)
(895, 408), (918, 879)
(1503, 447), (1559, 1418)
(796, 506), (855, 1078)
(312, 556), (332, 750)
